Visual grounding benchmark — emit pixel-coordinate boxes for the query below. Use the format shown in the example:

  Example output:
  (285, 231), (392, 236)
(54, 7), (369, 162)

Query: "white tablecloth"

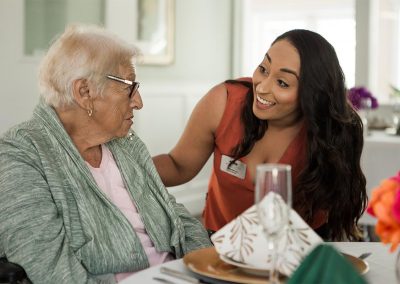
(360, 130), (400, 225)
(120, 242), (396, 284)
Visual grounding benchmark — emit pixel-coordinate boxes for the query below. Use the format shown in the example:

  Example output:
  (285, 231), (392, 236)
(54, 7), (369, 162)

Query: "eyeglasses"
(106, 75), (140, 98)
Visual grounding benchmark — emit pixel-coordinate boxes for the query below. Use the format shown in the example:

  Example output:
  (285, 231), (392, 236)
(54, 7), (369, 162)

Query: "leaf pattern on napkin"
(216, 206), (259, 262)
(287, 221), (313, 251)
(274, 223), (311, 275)
(211, 202), (323, 276)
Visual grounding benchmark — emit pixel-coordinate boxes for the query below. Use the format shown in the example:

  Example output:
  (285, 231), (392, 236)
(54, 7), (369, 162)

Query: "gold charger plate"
(183, 247), (369, 284)
(219, 254), (269, 276)
(183, 247), (268, 284)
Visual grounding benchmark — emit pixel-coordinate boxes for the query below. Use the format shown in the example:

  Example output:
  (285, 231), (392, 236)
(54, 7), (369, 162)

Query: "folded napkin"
(211, 192), (323, 276)
(287, 244), (367, 284)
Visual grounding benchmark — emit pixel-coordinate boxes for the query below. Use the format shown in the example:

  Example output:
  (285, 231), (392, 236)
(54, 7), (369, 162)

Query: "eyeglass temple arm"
(106, 75), (133, 85)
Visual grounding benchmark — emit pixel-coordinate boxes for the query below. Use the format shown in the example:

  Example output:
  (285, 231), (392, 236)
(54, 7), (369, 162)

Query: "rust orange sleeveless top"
(202, 78), (314, 231)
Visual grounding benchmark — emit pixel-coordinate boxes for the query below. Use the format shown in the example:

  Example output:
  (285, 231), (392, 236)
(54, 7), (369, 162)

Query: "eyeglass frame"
(106, 75), (140, 99)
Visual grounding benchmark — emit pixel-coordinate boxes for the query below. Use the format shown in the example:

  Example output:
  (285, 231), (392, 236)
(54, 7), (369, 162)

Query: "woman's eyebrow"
(265, 52), (299, 80)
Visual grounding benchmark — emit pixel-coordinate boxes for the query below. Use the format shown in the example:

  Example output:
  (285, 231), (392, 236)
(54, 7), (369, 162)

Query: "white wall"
(0, 1), (40, 135)
(0, 0), (232, 215)
(138, 0), (232, 83)
(134, 0), (232, 215)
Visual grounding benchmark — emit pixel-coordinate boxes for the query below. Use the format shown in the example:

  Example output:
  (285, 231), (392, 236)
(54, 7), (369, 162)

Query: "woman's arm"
(153, 83), (228, 187)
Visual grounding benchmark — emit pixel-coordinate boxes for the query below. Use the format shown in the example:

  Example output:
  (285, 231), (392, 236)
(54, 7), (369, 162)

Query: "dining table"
(120, 242), (396, 284)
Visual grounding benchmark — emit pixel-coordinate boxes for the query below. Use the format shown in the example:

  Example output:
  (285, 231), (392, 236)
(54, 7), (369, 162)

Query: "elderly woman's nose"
(131, 91), (143, 110)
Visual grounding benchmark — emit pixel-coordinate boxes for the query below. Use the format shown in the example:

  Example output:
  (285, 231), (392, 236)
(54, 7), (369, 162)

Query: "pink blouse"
(87, 144), (173, 282)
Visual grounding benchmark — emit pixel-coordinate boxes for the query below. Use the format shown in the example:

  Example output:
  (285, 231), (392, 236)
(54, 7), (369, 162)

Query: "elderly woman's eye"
(126, 86), (133, 93)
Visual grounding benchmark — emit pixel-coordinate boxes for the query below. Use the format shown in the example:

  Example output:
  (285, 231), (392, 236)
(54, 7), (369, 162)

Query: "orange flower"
(367, 174), (400, 252)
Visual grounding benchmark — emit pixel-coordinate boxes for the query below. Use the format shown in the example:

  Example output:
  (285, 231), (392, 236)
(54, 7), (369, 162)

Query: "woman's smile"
(256, 94), (276, 110)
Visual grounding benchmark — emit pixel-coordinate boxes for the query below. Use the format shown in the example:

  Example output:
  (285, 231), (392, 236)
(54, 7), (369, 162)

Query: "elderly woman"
(0, 25), (211, 283)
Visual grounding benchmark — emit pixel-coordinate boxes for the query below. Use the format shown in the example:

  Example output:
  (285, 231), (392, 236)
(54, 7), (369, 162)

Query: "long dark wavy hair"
(229, 29), (367, 240)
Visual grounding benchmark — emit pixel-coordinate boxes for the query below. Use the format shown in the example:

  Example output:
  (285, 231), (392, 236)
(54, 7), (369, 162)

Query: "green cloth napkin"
(287, 244), (367, 284)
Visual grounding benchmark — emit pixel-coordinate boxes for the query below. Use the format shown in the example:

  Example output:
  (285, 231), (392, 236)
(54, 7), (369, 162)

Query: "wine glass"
(255, 163), (292, 284)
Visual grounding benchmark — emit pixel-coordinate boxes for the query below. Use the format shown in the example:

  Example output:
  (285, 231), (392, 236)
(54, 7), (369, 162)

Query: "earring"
(87, 109), (93, 117)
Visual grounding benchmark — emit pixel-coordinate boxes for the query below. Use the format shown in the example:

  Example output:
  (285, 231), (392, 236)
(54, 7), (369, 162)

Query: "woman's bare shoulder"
(202, 83), (228, 106)
(192, 83), (228, 132)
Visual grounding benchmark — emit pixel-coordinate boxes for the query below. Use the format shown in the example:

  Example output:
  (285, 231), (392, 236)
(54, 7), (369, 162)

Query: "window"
(367, 0), (400, 103)
(24, 0), (104, 57)
(24, 0), (174, 64)
(237, 0), (400, 103)
(238, 0), (356, 88)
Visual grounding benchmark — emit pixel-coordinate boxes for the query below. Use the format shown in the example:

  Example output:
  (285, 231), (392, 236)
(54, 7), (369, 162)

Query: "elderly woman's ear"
(72, 78), (94, 116)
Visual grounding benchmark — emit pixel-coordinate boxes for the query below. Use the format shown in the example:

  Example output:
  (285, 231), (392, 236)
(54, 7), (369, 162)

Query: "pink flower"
(392, 187), (400, 222)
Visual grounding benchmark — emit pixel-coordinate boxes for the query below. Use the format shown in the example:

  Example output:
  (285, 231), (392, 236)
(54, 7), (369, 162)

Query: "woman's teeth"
(257, 95), (275, 106)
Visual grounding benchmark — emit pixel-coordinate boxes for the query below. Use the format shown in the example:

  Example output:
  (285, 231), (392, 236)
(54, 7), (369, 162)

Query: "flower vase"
(358, 109), (370, 137)
(391, 97), (400, 135)
(359, 97), (372, 137)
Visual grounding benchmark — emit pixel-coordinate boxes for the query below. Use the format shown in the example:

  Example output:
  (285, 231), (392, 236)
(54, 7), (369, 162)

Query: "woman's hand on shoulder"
(153, 83), (228, 186)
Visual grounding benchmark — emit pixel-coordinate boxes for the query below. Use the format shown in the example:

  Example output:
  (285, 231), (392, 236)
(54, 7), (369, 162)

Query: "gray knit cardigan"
(0, 101), (211, 283)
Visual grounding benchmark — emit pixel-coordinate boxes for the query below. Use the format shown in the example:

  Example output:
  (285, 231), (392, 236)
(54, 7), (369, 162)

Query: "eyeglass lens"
(129, 83), (140, 98)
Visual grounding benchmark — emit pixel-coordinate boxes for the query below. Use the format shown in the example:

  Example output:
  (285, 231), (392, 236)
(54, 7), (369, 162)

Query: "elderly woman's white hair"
(38, 24), (138, 108)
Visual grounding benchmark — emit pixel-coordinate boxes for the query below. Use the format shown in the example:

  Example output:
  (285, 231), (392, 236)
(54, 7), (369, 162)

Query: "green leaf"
(390, 84), (400, 97)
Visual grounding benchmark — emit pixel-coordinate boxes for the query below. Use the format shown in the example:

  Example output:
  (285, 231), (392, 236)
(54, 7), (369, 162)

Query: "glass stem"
(268, 238), (279, 284)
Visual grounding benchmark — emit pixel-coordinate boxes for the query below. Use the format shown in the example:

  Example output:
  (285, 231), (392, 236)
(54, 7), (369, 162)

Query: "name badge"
(220, 155), (247, 180)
